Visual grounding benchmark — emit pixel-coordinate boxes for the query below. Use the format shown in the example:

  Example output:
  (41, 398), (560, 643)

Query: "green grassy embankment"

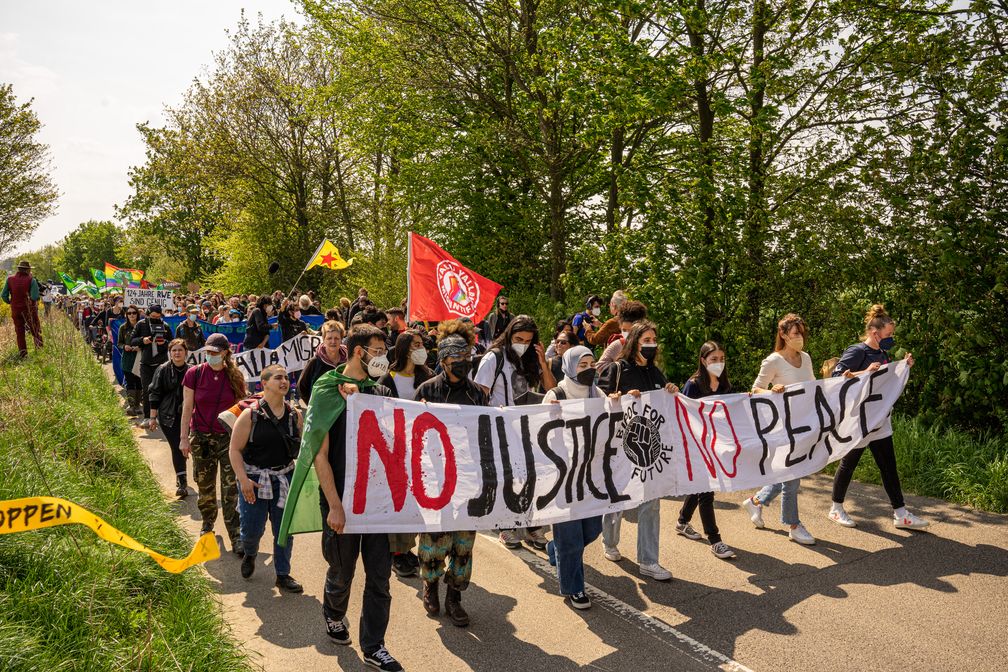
(833, 414), (1008, 513)
(0, 313), (250, 671)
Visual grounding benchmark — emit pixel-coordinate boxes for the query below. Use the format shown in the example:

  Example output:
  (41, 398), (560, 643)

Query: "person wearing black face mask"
(599, 320), (678, 582)
(131, 304), (174, 423)
(541, 346), (605, 610)
(829, 304), (927, 531)
(412, 320), (488, 628)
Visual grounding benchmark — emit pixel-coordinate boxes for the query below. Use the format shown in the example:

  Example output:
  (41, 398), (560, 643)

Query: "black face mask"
(640, 344), (659, 363)
(449, 360), (471, 381)
(575, 368), (596, 386)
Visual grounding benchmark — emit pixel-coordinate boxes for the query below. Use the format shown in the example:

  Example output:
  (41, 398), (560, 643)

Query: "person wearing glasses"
(117, 305), (143, 416)
(485, 294), (513, 343)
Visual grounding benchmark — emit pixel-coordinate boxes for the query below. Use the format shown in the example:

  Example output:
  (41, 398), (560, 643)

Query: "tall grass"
(823, 415), (1008, 514)
(0, 313), (250, 671)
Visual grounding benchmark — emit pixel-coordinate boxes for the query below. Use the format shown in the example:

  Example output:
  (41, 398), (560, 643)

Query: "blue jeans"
(601, 498), (661, 566)
(547, 516), (603, 595)
(238, 472), (293, 576)
(755, 478), (801, 526)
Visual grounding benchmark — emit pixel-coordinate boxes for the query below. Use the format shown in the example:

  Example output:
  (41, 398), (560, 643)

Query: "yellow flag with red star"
(305, 239), (353, 272)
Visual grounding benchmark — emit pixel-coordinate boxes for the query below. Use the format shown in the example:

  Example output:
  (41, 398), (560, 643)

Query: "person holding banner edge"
(312, 324), (403, 672)
(599, 320), (678, 582)
(743, 313), (817, 546)
(828, 304), (929, 530)
(413, 320), (489, 627)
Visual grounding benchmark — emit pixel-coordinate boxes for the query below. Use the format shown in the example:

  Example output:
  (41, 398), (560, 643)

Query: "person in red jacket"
(1, 260), (43, 358)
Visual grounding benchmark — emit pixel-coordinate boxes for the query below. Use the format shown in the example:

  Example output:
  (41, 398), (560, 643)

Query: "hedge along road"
(104, 365), (1008, 672)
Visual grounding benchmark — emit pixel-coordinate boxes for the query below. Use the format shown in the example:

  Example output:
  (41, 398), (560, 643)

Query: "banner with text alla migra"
(341, 361), (910, 533)
(406, 232), (503, 323)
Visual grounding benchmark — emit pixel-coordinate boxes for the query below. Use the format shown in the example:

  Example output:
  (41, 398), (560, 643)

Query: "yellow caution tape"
(0, 496), (219, 573)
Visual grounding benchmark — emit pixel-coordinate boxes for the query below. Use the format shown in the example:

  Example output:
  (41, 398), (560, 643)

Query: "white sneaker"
(603, 545), (622, 562)
(828, 508), (857, 528)
(675, 522), (703, 540)
(498, 530), (523, 549)
(639, 563), (672, 581)
(525, 527), (549, 551)
(788, 523), (816, 546)
(894, 511), (930, 530)
(743, 497), (765, 529)
(710, 542), (736, 559)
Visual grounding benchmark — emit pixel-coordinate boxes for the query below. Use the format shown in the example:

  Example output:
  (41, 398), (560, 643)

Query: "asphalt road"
(114, 373), (1008, 672)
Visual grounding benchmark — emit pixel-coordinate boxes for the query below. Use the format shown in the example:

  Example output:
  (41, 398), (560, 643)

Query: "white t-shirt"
(475, 350), (523, 406)
(391, 372), (416, 400)
(752, 351), (815, 390)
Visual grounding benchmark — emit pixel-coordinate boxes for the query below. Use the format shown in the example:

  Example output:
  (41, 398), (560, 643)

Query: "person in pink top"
(179, 333), (247, 553)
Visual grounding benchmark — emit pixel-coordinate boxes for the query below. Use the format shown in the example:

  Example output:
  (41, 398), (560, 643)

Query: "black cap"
(148, 304), (163, 314)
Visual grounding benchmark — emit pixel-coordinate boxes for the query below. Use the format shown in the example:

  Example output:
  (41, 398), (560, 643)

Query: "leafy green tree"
(0, 83), (59, 258)
(58, 220), (123, 279)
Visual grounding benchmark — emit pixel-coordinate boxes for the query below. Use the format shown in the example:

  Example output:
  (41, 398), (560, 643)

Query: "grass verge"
(824, 415), (1008, 514)
(0, 313), (251, 671)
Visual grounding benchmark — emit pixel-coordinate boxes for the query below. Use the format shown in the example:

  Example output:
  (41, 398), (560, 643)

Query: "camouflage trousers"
(191, 431), (240, 545)
(418, 531), (476, 590)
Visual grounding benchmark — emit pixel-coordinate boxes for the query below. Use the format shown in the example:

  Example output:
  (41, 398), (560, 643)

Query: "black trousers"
(161, 421), (187, 478)
(832, 435), (905, 509)
(140, 363), (157, 419)
(123, 370), (142, 391)
(678, 491), (721, 544)
(320, 497), (391, 654)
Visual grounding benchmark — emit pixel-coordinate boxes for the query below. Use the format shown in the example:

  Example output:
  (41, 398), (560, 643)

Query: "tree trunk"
(744, 0), (768, 328)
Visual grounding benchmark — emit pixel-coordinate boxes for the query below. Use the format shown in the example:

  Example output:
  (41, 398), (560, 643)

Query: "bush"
(0, 315), (250, 671)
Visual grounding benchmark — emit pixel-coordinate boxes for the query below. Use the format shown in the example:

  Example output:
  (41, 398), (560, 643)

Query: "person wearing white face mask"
(542, 346), (607, 609)
(742, 313), (817, 545)
(676, 341), (737, 559)
(377, 329), (434, 578)
(475, 314), (556, 550)
(180, 333), (248, 553)
(572, 294), (605, 343)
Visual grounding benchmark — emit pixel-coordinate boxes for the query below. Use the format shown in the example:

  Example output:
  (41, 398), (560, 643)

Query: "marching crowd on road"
(4, 259), (932, 672)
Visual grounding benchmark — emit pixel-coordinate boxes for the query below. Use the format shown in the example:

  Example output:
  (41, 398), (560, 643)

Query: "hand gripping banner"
(0, 496), (219, 573)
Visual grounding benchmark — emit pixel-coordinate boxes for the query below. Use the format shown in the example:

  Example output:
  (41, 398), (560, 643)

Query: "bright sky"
(0, 0), (298, 256)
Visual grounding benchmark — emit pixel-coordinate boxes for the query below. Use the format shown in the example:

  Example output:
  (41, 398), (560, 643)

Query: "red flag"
(407, 232), (503, 322)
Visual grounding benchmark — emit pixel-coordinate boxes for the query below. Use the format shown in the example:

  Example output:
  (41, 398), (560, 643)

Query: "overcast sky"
(1, 1), (298, 256)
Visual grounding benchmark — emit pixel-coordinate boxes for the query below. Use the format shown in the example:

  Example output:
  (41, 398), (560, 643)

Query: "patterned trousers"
(191, 431), (239, 544)
(418, 531), (476, 590)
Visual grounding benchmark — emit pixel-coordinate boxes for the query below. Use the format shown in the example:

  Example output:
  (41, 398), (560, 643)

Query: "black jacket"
(175, 319), (206, 351)
(599, 358), (668, 395)
(148, 361), (190, 429)
(278, 312), (308, 343)
(414, 373), (489, 406)
(243, 307), (270, 350)
(131, 318), (174, 367)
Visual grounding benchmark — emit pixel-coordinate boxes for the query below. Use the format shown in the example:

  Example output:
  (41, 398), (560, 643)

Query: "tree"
(0, 83), (59, 258)
(58, 220), (123, 279)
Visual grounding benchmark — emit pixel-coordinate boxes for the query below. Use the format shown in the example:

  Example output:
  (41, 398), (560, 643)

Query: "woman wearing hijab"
(541, 345), (605, 609)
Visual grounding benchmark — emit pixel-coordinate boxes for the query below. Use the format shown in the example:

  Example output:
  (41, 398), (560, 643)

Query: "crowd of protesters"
(8, 264), (930, 672)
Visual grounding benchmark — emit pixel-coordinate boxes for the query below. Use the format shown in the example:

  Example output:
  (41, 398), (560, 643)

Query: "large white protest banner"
(187, 332), (321, 382)
(124, 288), (175, 309)
(341, 361), (909, 533)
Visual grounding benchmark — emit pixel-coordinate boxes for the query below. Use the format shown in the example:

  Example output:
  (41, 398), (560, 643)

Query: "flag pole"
(287, 240), (325, 299)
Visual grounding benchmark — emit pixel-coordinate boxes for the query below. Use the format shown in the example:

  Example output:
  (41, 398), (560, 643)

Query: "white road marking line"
(480, 533), (754, 672)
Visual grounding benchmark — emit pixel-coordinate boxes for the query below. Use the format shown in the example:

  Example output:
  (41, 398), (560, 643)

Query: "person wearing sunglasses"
(485, 294), (513, 343)
(117, 305), (143, 416)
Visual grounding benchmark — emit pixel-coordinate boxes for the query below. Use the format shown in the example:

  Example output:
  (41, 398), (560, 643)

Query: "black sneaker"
(392, 553), (418, 578)
(325, 616), (351, 645)
(406, 550), (420, 569)
(569, 591), (591, 610)
(363, 646), (403, 671)
(275, 575), (303, 593)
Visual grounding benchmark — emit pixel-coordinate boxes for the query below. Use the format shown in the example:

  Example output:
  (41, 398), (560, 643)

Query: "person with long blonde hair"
(180, 333), (248, 554)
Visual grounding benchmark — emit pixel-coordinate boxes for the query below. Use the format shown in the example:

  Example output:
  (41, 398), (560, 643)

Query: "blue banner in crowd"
(110, 314), (326, 384)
